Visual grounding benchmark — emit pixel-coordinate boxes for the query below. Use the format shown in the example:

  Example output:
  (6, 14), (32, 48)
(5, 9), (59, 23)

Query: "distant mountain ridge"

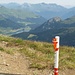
(2, 2), (75, 19)
(22, 3), (75, 19)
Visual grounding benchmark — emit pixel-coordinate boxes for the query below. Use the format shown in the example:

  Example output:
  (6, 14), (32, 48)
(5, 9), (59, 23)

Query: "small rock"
(6, 64), (9, 66)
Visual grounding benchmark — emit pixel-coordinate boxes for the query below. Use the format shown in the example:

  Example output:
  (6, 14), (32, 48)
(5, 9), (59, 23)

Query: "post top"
(55, 36), (60, 38)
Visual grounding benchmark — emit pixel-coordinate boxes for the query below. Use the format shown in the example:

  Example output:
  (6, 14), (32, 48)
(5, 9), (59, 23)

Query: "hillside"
(0, 35), (75, 75)
(12, 16), (75, 46)
(0, 15), (25, 35)
(0, 5), (46, 35)
(32, 16), (75, 32)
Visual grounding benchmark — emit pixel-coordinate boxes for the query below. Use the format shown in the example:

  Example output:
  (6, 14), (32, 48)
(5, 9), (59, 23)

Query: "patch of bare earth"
(0, 51), (52, 75)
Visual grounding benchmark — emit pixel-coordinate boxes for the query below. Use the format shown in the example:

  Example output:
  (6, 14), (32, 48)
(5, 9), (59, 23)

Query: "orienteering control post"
(53, 36), (60, 75)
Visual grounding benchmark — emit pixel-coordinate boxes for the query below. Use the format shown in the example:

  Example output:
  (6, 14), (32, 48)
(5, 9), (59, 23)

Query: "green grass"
(0, 47), (4, 51)
(0, 35), (75, 70)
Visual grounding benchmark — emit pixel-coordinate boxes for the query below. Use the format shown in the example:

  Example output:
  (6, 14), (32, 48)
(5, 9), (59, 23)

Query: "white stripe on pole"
(54, 51), (59, 68)
(54, 36), (60, 68)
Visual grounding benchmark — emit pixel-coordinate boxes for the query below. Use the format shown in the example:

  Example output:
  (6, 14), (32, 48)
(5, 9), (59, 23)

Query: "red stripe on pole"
(55, 48), (59, 51)
(52, 38), (59, 51)
(54, 68), (58, 75)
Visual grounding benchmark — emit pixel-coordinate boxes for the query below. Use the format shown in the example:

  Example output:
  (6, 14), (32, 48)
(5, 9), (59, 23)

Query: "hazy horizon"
(0, 0), (75, 8)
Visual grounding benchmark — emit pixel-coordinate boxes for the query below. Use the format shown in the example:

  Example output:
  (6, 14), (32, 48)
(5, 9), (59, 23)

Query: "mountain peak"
(48, 17), (61, 23)
(23, 3), (31, 7)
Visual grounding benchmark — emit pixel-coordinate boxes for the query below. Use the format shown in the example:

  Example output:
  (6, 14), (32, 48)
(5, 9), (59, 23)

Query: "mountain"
(19, 3), (68, 19)
(34, 16), (75, 31)
(31, 17), (62, 32)
(12, 16), (75, 46)
(31, 16), (75, 33)
(0, 5), (46, 22)
(3, 2), (75, 19)
(0, 5), (46, 35)
(21, 3), (67, 12)
(21, 3), (75, 19)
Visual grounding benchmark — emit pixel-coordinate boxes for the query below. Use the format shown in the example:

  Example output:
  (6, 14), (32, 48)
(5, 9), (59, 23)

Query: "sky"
(0, 0), (75, 8)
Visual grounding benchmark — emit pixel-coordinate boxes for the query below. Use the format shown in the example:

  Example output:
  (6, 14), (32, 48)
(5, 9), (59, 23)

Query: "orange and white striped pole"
(53, 36), (60, 75)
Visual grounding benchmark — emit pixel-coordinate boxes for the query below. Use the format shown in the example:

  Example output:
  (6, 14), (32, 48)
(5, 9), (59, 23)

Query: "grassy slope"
(0, 35), (75, 71)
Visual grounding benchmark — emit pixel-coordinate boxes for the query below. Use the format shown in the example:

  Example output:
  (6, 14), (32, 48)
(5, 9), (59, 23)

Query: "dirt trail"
(0, 51), (29, 74)
(0, 51), (51, 75)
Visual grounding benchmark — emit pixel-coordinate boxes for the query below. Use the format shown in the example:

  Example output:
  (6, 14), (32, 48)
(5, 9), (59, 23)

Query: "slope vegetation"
(0, 35), (75, 75)
(13, 16), (75, 46)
